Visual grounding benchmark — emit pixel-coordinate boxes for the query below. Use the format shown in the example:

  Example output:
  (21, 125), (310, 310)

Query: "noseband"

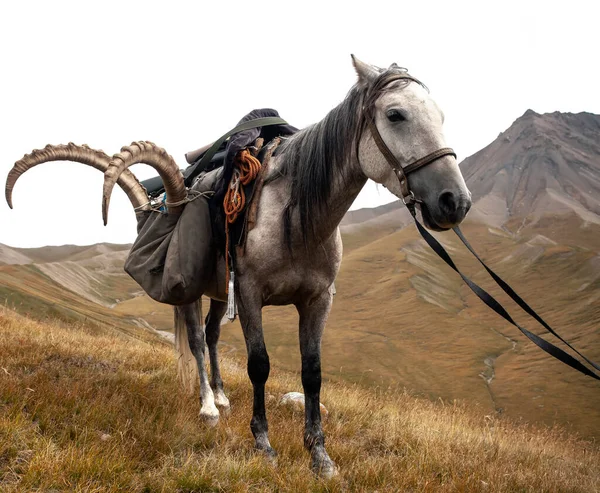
(362, 72), (456, 215)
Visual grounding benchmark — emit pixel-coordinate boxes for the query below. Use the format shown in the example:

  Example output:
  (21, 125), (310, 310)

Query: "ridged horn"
(6, 143), (150, 211)
(103, 141), (186, 225)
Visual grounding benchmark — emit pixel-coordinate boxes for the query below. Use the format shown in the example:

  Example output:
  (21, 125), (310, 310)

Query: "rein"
(365, 72), (600, 381)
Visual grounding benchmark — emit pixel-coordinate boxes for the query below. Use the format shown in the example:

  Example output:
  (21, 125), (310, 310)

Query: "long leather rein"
(365, 72), (600, 381)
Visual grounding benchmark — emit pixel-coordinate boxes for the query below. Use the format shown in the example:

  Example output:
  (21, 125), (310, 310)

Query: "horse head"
(353, 56), (471, 231)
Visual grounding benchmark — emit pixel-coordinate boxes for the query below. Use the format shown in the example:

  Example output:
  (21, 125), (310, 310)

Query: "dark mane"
(277, 84), (366, 248)
(277, 67), (427, 248)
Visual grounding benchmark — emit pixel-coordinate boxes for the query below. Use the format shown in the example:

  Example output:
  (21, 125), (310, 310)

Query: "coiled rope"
(223, 149), (262, 292)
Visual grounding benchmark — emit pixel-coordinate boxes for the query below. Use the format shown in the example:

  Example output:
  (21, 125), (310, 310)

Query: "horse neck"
(312, 156), (367, 242)
(275, 87), (370, 246)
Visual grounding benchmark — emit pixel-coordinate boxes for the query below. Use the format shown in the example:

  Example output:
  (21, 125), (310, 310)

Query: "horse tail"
(174, 303), (200, 394)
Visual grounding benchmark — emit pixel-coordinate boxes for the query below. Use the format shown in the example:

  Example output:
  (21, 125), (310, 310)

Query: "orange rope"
(223, 149), (262, 292)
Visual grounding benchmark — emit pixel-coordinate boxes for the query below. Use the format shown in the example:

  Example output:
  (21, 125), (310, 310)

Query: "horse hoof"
(200, 406), (220, 427)
(312, 454), (338, 479)
(263, 447), (278, 466)
(255, 445), (278, 465)
(214, 391), (231, 413)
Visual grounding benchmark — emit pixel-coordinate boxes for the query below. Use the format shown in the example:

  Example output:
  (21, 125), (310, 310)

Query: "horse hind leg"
(297, 290), (338, 478)
(175, 301), (220, 426)
(205, 298), (230, 412)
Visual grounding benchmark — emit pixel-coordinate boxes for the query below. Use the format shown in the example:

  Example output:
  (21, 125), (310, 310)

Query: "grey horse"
(6, 56), (471, 477)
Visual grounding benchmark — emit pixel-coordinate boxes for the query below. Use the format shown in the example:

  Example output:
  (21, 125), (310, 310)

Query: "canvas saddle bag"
(124, 168), (222, 305)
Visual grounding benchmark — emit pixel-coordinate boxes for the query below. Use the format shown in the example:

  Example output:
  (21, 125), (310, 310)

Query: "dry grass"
(1, 307), (598, 492)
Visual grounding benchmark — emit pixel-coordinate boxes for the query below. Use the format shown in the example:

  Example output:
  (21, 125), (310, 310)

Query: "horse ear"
(388, 62), (408, 73)
(351, 55), (379, 86)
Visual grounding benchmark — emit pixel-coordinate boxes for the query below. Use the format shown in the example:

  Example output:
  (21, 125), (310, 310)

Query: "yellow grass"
(1, 307), (598, 492)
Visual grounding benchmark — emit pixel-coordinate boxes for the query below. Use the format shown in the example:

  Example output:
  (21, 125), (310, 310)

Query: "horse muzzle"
(420, 191), (472, 231)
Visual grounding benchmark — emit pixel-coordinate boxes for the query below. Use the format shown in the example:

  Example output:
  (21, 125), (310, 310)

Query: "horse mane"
(277, 84), (366, 248)
(277, 67), (428, 249)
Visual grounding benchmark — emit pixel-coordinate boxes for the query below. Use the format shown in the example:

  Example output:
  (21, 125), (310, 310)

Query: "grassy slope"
(0, 263), (154, 343)
(1, 307), (599, 492)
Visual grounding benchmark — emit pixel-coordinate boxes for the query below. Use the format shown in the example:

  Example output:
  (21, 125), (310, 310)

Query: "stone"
(278, 392), (328, 418)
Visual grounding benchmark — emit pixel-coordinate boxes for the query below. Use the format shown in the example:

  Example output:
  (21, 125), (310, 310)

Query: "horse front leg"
(205, 298), (230, 412)
(177, 302), (220, 425)
(236, 286), (276, 460)
(297, 290), (337, 478)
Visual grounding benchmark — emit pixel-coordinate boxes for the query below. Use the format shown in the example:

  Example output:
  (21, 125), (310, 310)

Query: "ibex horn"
(6, 143), (149, 211)
(102, 141), (187, 225)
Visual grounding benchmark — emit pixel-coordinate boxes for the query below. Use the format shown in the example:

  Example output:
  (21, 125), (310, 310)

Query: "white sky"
(1, 0), (598, 247)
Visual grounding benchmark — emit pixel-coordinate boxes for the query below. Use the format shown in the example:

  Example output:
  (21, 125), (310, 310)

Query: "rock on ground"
(278, 392), (328, 418)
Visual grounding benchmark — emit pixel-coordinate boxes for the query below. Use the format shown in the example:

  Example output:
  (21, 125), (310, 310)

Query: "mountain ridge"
(460, 109), (600, 227)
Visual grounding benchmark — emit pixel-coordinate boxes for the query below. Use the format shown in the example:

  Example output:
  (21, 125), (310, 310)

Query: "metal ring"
(402, 191), (416, 205)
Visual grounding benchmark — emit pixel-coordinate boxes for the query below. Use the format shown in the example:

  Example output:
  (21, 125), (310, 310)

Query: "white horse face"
(354, 58), (471, 230)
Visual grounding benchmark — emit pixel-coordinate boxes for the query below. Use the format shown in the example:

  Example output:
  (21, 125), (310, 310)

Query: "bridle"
(361, 71), (456, 216)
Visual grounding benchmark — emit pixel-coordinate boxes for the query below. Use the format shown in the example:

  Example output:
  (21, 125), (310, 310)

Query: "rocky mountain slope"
(460, 110), (600, 227)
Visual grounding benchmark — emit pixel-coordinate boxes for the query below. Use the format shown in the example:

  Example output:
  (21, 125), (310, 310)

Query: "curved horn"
(103, 141), (186, 225)
(6, 143), (149, 211)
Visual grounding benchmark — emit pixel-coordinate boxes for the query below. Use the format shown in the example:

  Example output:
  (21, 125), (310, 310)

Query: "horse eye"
(386, 109), (406, 123)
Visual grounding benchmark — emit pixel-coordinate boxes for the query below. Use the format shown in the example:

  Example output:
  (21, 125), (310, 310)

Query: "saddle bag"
(124, 168), (222, 305)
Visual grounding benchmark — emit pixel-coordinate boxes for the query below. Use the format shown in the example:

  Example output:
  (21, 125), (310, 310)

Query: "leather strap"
(362, 68), (599, 380)
(365, 116), (456, 205)
(404, 147), (456, 175)
(411, 212), (600, 380)
(453, 226), (600, 373)
(365, 117), (411, 199)
(193, 117), (288, 174)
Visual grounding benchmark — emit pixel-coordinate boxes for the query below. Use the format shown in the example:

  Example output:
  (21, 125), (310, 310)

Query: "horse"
(6, 56), (471, 477)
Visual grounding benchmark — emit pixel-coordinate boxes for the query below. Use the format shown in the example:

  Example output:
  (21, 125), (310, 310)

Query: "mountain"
(0, 243), (32, 265)
(460, 110), (600, 227)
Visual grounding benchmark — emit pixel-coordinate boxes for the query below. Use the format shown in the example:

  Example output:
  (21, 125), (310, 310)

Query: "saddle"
(141, 108), (297, 197)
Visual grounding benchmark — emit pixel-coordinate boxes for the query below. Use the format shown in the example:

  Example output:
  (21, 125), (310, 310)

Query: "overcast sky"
(1, 1), (598, 247)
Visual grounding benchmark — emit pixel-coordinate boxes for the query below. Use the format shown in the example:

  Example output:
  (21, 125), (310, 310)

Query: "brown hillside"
(223, 214), (600, 440)
(12, 242), (131, 264)
(0, 243), (32, 265)
(2, 307), (598, 492)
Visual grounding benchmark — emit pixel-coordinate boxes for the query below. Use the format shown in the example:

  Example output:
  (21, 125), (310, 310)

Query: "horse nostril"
(438, 191), (458, 216)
